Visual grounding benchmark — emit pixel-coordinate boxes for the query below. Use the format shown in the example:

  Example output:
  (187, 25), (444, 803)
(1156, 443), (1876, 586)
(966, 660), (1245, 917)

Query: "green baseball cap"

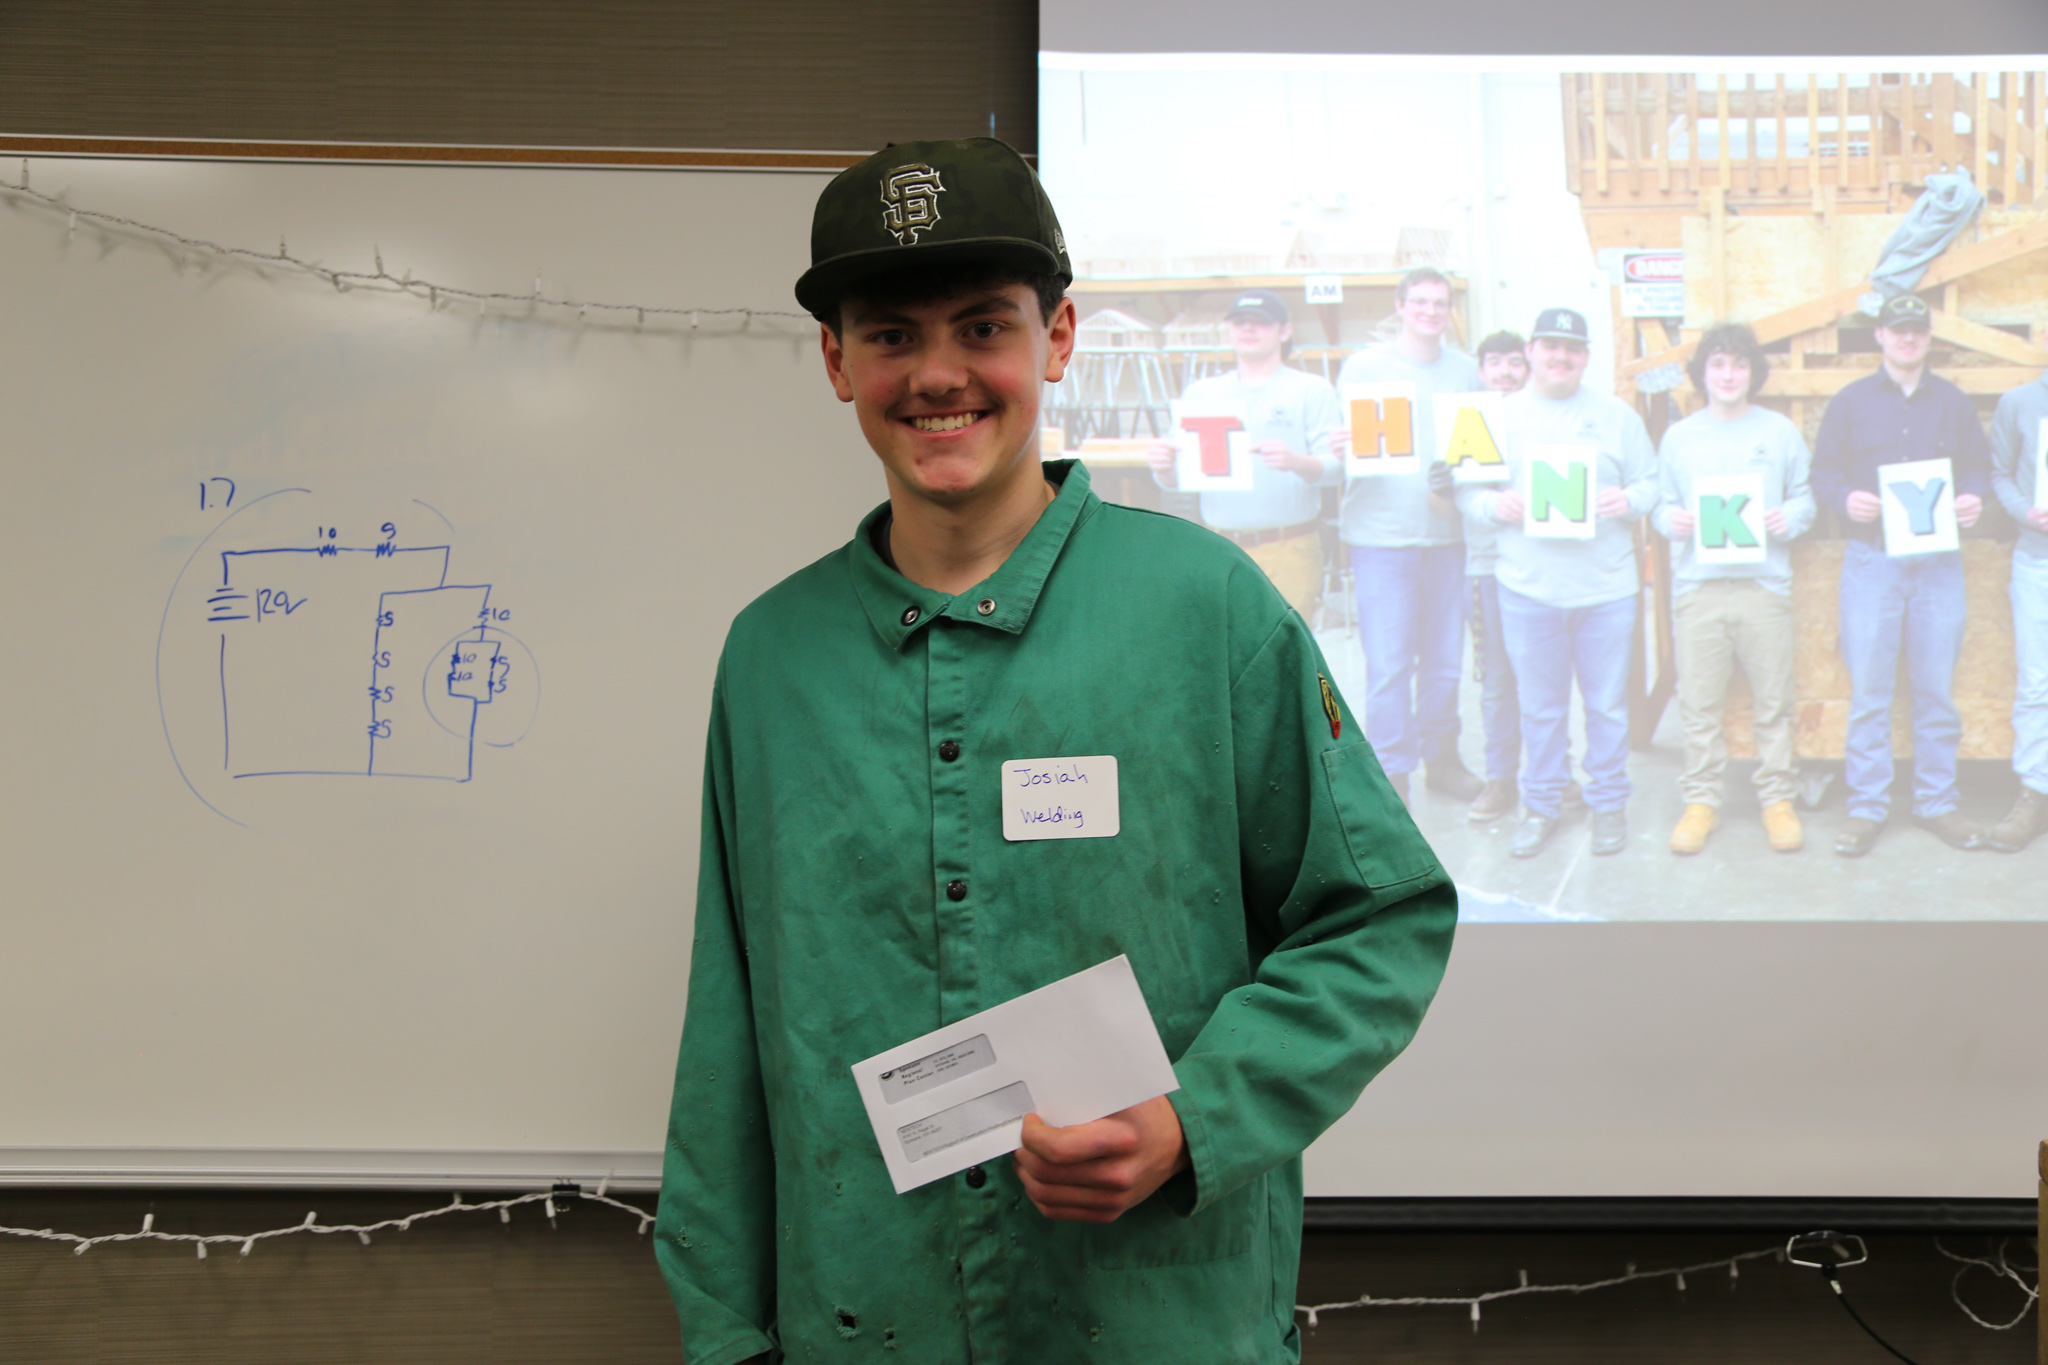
(794, 137), (1073, 318)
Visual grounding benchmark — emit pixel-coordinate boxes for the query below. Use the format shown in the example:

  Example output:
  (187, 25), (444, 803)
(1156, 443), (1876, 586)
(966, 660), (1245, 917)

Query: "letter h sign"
(1343, 382), (1420, 477)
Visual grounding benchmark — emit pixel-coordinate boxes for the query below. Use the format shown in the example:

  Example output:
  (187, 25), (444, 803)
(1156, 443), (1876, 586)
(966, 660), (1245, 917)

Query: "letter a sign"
(1343, 381), (1420, 478)
(1878, 457), (1958, 556)
(1170, 398), (1255, 491)
(1434, 392), (1510, 484)
(1692, 473), (1768, 565)
(1524, 444), (1596, 539)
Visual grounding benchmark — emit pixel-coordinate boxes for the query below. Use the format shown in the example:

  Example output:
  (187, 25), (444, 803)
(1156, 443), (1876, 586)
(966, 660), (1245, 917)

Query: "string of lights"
(2, 159), (812, 330)
(0, 1182), (652, 1260)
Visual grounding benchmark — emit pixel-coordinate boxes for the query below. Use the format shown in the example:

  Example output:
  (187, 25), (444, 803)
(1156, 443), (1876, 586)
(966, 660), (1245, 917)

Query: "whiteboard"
(0, 156), (877, 1188)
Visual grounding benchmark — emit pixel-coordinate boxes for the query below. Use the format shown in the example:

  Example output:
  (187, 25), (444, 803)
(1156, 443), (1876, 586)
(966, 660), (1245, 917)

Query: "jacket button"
(964, 1165), (987, 1188)
(900, 606), (920, 627)
(976, 598), (997, 616)
(945, 879), (967, 902)
(938, 740), (961, 762)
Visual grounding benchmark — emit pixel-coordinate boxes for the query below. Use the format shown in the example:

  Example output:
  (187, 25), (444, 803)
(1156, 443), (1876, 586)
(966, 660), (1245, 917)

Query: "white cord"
(1298, 1245), (1787, 1331)
(3, 159), (810, 329)
(1934, 1236), (2040, 1330)
(0, 1187), (654, 1260)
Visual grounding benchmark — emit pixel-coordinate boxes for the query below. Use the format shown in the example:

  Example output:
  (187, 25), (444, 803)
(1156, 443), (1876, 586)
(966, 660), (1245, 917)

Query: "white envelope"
(1878, 457), (1959, 556)
(850, 956), (1180, 1194)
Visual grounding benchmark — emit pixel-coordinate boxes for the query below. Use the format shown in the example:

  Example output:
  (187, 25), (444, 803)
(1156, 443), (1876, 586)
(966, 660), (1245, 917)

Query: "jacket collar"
(850, 459), (1097, 650)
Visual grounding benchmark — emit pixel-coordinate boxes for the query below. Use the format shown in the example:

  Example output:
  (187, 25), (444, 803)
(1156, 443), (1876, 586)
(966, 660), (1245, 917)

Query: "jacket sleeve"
(1780, 424), (1817, 540)
(1953, 387), (1994, 499)
(1811, 394), (1852, 516)
(1164, 606), (1457, 1213)
(1988, 393), (2028, 523)
(1650, 430), (1684, 540)
(653, 674), (779, 1365)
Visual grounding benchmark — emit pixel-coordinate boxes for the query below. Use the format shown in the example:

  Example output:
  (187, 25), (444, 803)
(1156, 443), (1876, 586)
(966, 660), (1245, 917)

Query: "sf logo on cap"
(881, 164), (946, 245)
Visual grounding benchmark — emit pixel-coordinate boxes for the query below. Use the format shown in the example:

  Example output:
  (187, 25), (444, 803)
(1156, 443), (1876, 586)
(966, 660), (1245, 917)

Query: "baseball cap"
(1531, 307), (1591, 343)
(1223, 288), (1290, 326)
(1876, 293), (1933, 330)
(794, 137), (1072, 318)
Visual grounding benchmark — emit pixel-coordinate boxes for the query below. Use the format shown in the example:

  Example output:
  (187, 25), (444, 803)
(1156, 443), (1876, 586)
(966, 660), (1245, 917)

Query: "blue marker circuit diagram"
(160, 490), (537, 820)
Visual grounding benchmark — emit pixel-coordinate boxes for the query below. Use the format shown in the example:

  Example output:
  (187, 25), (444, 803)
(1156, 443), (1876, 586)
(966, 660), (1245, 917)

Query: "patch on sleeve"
(1318, 673), (1342, 740)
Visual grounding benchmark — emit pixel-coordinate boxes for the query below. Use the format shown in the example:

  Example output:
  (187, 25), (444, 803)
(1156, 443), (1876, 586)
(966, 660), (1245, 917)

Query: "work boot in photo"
(1760, 800), (1803, 853)
(1424, 750), (1484, 802)
(1669, 803), (1717, 855)
(1589, 808), (1627, 856)
(1985, 787), (2048, 852)
(1468, 778), (1518, 823)
(1511, 812), (1557, 858)
(1914, 810), (1984, 851)
(1834, 816), (1883, 857)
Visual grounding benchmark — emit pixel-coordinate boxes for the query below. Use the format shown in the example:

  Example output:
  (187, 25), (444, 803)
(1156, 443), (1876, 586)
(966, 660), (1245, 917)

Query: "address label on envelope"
(851, 955), (1179, 1194)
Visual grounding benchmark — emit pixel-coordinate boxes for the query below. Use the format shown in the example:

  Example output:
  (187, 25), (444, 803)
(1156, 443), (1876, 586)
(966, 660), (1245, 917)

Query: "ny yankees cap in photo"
(1530, 307), (1591, 343)
(794, 137), (1073, 317)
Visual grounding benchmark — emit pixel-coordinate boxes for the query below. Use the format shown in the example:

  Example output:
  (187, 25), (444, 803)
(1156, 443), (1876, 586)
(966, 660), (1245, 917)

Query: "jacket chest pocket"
(1083, 1170), (1260, 1270)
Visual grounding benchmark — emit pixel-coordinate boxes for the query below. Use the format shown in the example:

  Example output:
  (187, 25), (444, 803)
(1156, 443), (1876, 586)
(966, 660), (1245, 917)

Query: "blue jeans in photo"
(1497, 585), (1636, 819)
(1470, 573), (1521, 783)
(1349, 543), (1466, 776)
(2009, 551), (2048, 797)
(1837, 538), (1968, 821)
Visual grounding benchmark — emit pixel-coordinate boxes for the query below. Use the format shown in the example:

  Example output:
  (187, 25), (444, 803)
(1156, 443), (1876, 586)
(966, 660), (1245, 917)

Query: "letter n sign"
(1524, 445), (1595, 539)
(1343, 381), (1420, 477)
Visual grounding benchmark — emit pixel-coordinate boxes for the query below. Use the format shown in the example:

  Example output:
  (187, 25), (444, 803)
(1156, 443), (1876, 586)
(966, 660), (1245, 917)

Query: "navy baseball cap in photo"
(1876, 293), (1933, 330)
(1531, 307), (1591, 343)
(1224, 288), (1290, 325)
(794, 137), (1072, 317)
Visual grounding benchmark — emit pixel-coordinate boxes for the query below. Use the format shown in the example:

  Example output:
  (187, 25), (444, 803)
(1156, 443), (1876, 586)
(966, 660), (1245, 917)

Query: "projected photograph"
(1038, 57), (2048, 921)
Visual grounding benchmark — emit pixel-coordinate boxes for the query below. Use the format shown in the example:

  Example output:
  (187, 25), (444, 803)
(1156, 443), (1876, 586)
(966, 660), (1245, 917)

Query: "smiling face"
(1395, 280), (1452, 344)
(1226, 314), (1289, 363)
(822, 283), (1076, 508)
(1702, 349), (1753, 408)
(1527, 337), (1589, 399)
(1875, 322), (1931, 374)
(1480, 350), (1529, 394)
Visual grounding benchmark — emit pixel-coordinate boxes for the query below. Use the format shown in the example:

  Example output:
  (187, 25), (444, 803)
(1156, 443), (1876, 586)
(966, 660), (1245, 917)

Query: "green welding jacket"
(654, 459), (1456, 1365)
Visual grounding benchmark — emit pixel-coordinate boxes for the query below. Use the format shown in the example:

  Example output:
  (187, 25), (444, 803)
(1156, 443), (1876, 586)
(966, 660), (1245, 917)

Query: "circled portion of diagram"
(158, 488), (538, 823)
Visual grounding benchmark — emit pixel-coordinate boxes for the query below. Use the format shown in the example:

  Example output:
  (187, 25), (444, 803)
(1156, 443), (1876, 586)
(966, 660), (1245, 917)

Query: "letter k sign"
(1698, 493), (1759, 548)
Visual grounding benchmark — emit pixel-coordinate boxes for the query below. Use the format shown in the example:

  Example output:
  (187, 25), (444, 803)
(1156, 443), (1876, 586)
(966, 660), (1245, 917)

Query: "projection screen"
(1041, 0), (2048, 1199)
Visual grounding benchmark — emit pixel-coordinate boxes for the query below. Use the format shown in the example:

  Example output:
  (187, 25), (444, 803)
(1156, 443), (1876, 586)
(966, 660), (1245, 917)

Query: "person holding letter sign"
(1651, 325), (1815, 854)
(656, 139), (1456, 1365)
(1333, 268), (1485, 805)
(1456, 308), (1658, 857)
(1149, 289), (1343, 620)
(1810, 293), (1991, 856)
(1985, 370), (2048, 851)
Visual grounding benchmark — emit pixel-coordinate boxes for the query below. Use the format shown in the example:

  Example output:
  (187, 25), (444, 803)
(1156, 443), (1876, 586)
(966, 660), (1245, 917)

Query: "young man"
(1984, 368), (2048, 851)
(1456, 308), (1658, 858)
(1651, 324), (1815, 854)
(1431, 329), (1556, 821)
(1811, 292), (1990, 856)
(1334, 268), (1485, 805)
(1147, 289), (1344, 620)
(654, 138), (1456, 1365)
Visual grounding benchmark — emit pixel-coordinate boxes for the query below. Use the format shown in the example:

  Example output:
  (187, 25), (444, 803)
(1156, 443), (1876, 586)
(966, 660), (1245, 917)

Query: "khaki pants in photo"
(1244, 530), (1326, 622)
(1673, 578), (1798, 807)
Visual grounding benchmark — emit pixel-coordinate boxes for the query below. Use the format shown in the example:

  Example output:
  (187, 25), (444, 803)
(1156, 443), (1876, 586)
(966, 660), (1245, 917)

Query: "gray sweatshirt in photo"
(1990, 372), (2048, 561)
(1651, 405), (1816, 596)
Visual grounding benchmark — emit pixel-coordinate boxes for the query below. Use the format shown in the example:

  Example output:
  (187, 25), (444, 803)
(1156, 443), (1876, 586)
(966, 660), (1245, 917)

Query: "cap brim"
(795, 238), (1069, 317)
(1529, 330), (1588, 342)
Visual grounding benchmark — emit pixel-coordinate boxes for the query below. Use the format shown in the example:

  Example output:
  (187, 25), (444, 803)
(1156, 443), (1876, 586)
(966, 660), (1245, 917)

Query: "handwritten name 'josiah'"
(1016, 803), (1085, 829)
(1007, 762), (1092, 789)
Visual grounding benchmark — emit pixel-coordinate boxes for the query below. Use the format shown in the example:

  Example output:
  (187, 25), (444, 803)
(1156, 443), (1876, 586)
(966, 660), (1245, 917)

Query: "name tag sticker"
(1001, 755), (1120, 841)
